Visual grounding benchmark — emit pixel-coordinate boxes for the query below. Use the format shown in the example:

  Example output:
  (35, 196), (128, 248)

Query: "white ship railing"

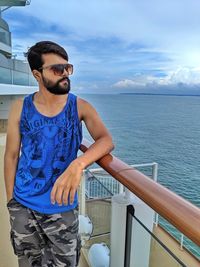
(79, 139), (200, 266)
(80, 162), (200, 260)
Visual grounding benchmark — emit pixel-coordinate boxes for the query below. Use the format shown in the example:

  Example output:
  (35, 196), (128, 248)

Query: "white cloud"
(169, 68), (200, 84)
(113, 79), (145, 88)
(113, 67), (200, 89)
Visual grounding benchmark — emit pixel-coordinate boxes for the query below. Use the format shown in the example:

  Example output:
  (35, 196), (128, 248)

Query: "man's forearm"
(4, 154), (18, 201)
(51, 135), (114, 205)
(75, 135), (114, 170)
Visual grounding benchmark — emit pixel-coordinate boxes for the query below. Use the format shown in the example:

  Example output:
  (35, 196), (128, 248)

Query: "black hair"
(26, 41), (69, 71)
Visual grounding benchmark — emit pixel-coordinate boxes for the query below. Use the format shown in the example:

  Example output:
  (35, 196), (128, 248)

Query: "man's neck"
(36, 87), (68, 105)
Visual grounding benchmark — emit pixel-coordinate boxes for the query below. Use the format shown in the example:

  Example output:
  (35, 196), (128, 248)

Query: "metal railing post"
(79, 171), (86, 215)
(180, 234), (184, 250)
(152, 163), (159, 226)
(119, 183), (124, 194)
(152, 162), (158, 182)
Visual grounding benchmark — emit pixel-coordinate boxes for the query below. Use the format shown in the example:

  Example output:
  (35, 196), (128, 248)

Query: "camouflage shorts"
(7, 198), (81, 267)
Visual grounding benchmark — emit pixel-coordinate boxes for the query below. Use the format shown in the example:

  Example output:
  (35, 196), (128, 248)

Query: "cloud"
(113, 67), (200, 89)
(113, 79), (145, 88)
(169, 68), (200, 84)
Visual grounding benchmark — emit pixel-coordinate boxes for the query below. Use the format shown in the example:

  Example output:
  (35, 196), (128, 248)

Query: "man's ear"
(32, 70), (41, 81)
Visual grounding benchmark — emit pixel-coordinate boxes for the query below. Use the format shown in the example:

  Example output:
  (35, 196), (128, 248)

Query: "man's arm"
(51, 98), (114, 205)
(4, 99), (22, 202)
(76, 98), (114, 167)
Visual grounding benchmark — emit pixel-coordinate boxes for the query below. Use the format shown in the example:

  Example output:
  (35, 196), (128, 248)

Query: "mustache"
(58, 77), (70, 83)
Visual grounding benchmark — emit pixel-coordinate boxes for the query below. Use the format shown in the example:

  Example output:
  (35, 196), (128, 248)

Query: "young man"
(4, 41), (114, 267)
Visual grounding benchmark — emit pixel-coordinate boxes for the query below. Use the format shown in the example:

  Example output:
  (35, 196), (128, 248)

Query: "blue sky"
(3, 0), (200, 94)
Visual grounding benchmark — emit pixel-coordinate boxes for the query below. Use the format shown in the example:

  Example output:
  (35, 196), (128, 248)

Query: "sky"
(2, 0), (200, 94)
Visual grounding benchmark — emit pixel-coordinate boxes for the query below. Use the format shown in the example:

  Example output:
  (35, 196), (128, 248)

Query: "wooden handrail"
(80, 139), (200, 247)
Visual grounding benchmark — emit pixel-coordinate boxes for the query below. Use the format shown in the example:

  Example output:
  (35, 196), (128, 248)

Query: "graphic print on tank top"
(15, 93), (82, 197)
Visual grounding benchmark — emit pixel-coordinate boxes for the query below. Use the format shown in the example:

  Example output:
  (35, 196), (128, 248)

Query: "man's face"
(40, 53), (71, 95)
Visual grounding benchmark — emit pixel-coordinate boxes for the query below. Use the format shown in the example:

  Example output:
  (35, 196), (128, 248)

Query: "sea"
(79, 93), (200, 259)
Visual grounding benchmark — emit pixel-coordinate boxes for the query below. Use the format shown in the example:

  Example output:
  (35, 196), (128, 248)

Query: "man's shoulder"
(8, 98), (24, 122)
(11, 97), (24, 109)
(77, 96), (90, 107)
(76, 97), (93, 121)
(77, 97), (93, 113)
(12, 92), (33, 109)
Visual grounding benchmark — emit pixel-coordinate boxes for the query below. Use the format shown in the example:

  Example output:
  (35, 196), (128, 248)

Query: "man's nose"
(62, 68), (69, 76)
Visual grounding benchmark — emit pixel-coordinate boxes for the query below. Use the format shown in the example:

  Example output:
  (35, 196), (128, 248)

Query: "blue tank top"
(13, 92), (82, 214)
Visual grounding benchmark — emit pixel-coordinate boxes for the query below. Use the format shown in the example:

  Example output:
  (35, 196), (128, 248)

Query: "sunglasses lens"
(65, 64), (73, 75)
(51, 64), (73, 75)
(51, 65), (64, 75)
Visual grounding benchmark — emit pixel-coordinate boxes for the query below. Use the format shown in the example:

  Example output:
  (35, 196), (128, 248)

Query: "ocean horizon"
(77, 92), (200, 96)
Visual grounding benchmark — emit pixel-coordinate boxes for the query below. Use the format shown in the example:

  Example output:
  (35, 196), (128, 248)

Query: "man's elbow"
(106, 135), (115, 153)
(110, 139), (115, 152)
(4, 150), (19, 163)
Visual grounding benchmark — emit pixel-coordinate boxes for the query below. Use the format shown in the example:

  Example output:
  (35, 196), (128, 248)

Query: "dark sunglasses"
(39, 63), (73, 75)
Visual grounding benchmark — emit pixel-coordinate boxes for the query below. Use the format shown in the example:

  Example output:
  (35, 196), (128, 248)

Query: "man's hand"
(7, 195), (13, 203)
(51, 160), (84, 206)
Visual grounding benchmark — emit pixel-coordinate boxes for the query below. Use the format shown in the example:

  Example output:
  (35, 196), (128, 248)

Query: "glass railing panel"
(133, 166), (154, 179)
(0, 66), (36, 86)
(183, 236), (200, 260)
(126, 205), (186, 267)
(0, 66), (12, 84)
(158, 216), (200, 261)
(0, 29), (11, 46)
(79, 166), (199, 266)
(83, 163), (158, 199)
(28, 74), (37, 86)
(78, 173), (111, 267)
(85, 198), (111, 237)
(82, 169), (112, 238)
(84, 169), (120, 198)
(13, 70), (29, 85)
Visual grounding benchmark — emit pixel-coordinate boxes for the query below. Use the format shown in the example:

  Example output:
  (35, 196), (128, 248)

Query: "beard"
(42, 75), (71, 95)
